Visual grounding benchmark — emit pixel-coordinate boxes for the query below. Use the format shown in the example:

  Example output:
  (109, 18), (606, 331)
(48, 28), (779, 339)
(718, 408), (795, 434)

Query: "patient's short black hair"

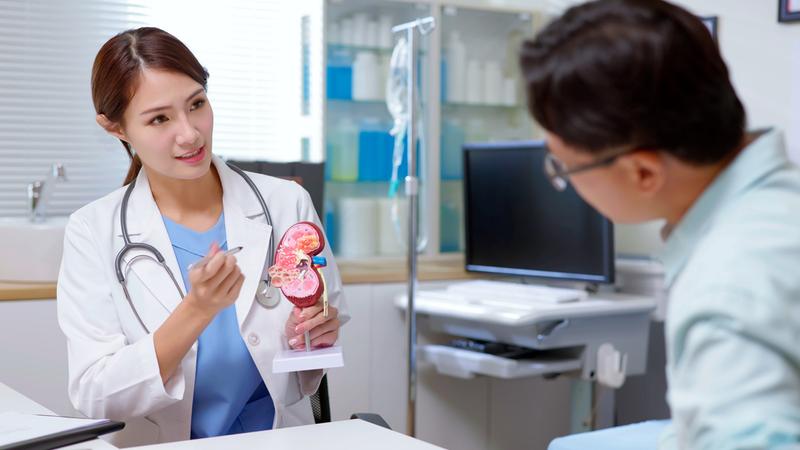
(520, 0), (745, 164)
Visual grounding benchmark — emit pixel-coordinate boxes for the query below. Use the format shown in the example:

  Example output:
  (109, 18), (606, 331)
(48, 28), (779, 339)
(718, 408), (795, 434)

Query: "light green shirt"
(658, 129), (800, 449)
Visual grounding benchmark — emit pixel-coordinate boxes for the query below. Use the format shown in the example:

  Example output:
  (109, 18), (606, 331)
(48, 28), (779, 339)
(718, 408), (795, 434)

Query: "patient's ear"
(96, 114), (127, 141)
(619, 150), (665, 197)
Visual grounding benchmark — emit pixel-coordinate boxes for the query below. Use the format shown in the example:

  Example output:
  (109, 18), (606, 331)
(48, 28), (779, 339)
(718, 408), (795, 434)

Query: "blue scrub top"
(162, 213), (275, 439)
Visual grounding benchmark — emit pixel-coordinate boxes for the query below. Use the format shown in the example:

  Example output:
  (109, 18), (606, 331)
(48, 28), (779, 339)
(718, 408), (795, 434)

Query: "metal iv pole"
(391, 16), (435, 438)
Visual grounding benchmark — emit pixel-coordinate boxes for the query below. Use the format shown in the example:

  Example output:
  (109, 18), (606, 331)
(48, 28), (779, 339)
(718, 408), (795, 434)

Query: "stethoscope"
(114, 162), (280, 333)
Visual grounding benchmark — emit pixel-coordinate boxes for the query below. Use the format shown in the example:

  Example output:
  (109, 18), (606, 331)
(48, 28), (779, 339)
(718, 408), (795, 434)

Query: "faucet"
(28, 163), (68, 222)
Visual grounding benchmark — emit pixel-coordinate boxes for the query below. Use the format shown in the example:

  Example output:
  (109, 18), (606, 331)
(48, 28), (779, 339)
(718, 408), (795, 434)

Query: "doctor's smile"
(175, 146), (206, 163)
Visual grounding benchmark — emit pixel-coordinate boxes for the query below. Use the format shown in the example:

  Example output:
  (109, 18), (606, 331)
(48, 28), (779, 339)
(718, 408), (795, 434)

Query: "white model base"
(272, 346), (344, 373)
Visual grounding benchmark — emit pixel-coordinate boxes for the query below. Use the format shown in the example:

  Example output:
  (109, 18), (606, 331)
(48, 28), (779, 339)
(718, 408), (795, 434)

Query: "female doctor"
(56, 27), (347, 445)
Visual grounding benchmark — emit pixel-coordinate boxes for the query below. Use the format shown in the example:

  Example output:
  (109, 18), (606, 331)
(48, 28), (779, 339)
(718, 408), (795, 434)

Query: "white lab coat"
(56, 156), (348, 447)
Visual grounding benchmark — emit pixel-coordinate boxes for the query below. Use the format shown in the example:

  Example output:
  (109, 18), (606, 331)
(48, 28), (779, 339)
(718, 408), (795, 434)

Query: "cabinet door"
(439, 5), (540, 254)
(326, 284), (373, 420)
(323, 1), (435, 259)
(0, 299), (73, 415)
(329, 280), (491, 449)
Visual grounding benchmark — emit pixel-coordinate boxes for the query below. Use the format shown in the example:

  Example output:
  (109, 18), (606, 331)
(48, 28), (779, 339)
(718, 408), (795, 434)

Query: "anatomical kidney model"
(268, 221), (329, 350)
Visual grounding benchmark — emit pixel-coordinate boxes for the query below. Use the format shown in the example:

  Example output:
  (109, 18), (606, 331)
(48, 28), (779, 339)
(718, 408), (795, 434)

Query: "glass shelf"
(324, 0), (435, 258)
(325, 179), (391, 186)
(443, 101), (522, 110)
(327, 98), (428, 112)
(327, 43), (394, 55)
(325, 180), (391, 197)
(324, 0), (536, 258)
(328, 98), (387, 106)
(327, 43), (428, 56)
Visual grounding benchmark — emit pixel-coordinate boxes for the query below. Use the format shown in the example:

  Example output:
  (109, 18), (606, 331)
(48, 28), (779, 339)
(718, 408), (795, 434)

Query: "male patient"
(519, 0), (800, 448)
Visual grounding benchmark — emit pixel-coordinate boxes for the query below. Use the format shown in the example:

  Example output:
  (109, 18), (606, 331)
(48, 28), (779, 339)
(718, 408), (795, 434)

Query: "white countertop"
(0, 381), (52, 416)
(128, 419), (444, 450)
(0, 381), (116, 450)
(0, 382), (443, 450)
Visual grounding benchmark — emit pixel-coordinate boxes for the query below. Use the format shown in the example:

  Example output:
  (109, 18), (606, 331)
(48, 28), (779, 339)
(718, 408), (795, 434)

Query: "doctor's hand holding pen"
(153, 242), (245, 384)
(185, 242), (245, 316)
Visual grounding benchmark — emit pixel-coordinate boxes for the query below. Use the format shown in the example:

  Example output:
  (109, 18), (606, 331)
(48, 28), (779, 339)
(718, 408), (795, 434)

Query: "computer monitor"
(463, 140), (615, 283)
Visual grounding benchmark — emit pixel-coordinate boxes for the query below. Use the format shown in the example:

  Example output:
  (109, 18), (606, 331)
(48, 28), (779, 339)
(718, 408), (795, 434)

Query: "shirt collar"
(659, 128), (789, 286)
(162, 213), (227, 257)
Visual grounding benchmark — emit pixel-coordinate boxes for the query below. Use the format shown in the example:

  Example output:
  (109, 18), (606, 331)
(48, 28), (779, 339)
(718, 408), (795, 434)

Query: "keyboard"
(446, 280), (587, 305)
(403, 280), (589, 326)
(401, 281), (654, 327)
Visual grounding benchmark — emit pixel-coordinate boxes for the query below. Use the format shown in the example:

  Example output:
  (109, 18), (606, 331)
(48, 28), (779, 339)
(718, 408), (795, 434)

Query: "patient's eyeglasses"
(544, 146), (637, 191)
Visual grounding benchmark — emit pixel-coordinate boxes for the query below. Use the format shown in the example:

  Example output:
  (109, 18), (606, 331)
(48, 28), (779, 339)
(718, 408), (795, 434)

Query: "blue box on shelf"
(324, 201), (337, 254)
(326, 66), (352, 100)
(327, 47), (352, 100)
(324, 142), (333, 180)
(356, 123), (420, 182)
(357, 122), (396, 181)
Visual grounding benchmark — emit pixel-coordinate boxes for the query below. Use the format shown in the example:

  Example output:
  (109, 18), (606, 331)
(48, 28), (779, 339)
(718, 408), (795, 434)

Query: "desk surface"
(0, 382), (116, 450)
(127, 420), (444, 450)
(0, 381), (51, 416)
(0, 382), (443, 450)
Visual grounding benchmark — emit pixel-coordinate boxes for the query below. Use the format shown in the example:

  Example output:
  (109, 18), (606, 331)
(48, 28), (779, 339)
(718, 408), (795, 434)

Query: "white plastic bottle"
(446, 32), (466, 103)
(352, 51), (380, 100)
(465, 59), (483, 104)
(483, 60), (503, 105)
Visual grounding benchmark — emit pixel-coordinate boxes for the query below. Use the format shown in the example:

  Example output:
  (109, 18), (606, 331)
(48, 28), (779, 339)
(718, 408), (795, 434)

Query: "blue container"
(326, 48), (352, 100)
(357, 120), (393, 181)
(326, 66), (352, 100)
(324, 200), (337, 254)
(324, 141), (333, 180)
(441, 119), (465, 180)
(440, 204), (461, 252)
(440, 58), (447, 103)
(356, 120), (421, 182)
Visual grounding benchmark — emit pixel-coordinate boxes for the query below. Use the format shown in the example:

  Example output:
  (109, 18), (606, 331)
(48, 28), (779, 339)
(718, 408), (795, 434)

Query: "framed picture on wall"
(699, 16), (718, 42)
(779, 0), (800, 22)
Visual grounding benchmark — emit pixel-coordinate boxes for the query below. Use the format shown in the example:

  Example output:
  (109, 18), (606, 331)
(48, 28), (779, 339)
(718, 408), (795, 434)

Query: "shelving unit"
(438, 5), (538, 253)
(322, 0), (542, 258)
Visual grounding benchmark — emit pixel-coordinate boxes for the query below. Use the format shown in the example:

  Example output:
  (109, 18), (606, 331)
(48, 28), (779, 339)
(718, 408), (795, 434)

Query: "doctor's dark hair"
(519, 0), (745, 164)
(90, 27), (209, 185)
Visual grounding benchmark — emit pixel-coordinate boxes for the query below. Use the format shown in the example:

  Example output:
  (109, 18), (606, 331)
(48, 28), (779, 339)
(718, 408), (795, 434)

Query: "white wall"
(535, 1), (800, 257)
(542, 0), (800, 161)
(672, 0), (800, 162)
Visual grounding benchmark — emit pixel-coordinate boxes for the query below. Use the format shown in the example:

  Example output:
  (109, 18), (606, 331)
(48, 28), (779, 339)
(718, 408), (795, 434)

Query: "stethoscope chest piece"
(256, 279), (281, 308)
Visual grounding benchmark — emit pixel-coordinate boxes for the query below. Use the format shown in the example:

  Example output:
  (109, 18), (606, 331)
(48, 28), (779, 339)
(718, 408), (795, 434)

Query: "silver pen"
(187, 246), (243, 271)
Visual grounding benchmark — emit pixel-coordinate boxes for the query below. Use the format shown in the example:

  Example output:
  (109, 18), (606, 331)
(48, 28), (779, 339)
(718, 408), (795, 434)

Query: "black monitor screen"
(463, 141), (614, 283)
